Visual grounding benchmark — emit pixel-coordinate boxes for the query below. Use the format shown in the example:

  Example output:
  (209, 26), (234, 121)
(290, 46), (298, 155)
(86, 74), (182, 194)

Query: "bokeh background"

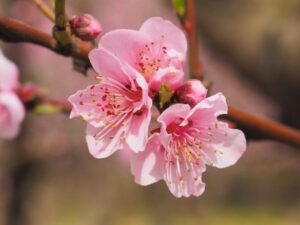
(0, 0), (300, 225)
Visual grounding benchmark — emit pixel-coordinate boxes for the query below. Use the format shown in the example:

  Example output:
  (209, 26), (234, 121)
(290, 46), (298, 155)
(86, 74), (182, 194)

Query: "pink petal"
(140, 17), (187, 59)
(149, 66), (184, 92)
(209, 122), (247, 168)
(165, 163), (206, 198)
(158, 103), (191, 127)
(186, 93), (227, 126)
(68, 84), (106, 127)
(86, 123), (125, 158)
(0, 92), (25, 139)
(89, 48), (133, 84)
(130, 133), (165, 185)
(99, 29), (149, 66)
(158, 104), (191, 148)
(126, 98), (152, 152)
(0, 50), (19, 92)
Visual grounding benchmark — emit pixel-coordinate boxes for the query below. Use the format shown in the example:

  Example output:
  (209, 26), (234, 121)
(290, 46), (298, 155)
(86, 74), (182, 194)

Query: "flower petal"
(165, 163), (206, 198)
(89, 48), (133, 84)
(130, 133), (165, 185)
(158, 103), (191, 127)
(68, 84), (106, 127)
(126, 97), (152, 152)
(186, 93), (227, 126)
(99, 29), (149, 66)
(149, 66), (184, 92)
(140, 17), (187, 59)
(0, 92), (25, 139)
(209, 122), (247, 168)
(86, 123), (126, 158)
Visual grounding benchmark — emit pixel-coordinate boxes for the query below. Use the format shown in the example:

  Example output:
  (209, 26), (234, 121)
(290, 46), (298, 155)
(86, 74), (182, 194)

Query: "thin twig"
(53, 0), (72, 48)
(0, 16), (299, 148)
(54, 0), (66, 28)
(31, 0), (55, 22)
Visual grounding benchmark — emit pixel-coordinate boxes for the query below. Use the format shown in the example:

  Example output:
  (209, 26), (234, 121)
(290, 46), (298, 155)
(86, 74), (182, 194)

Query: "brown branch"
(226, 106), (300, 148)
(0, 16), (91, 61)
(184, 0), (204, 80)
(0, 15), (299, 148)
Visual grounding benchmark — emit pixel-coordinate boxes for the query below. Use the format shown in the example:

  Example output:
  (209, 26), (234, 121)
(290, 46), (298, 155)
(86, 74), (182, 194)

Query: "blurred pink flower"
(99, 17), (186, 95)
(130, 93), (246, 197)
(0, 50), (25, 139)
(70, 14), (102, 41)
(68, 48), (152, 158)
(175, 79), (207, 106)
(0, 92), (25, 139)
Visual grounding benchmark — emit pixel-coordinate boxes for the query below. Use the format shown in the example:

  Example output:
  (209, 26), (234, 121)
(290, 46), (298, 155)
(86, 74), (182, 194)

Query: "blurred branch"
(180, 0), (204, 80)
(0, 16), (91, 61)
(0, 15), (299, 148)
(31, 0), (55, 22)
(226, 106), (300, 148)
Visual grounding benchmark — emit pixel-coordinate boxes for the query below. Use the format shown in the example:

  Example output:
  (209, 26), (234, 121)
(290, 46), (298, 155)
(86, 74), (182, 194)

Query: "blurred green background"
(0, 0), (299, 225)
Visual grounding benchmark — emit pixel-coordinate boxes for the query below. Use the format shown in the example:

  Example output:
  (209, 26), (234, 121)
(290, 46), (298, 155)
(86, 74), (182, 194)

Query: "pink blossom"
(0, 92), (25, 139)
(0, 50), (19, 92)
(68, 48), (152, 158)
(70, 14), (102, 41)
(0, 50), (24, 139)
(131, 93), (246, 197)
(175, 79), (207, 106)
(99, 17), (186, 95)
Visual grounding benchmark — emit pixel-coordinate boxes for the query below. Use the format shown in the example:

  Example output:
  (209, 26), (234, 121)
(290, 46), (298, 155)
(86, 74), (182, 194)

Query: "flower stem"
(53, 0), (72, 49)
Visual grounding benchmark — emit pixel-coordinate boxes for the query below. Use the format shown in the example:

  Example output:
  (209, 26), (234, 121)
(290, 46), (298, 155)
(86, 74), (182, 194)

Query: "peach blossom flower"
(131, 93), (246, 197)
(0, 50), (25, 139)
(99, 17), (187, 95)
(68, 48), (152, 158)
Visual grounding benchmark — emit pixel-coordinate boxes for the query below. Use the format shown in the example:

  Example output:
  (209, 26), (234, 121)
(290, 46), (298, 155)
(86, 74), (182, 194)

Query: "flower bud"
(17, 83), (45, 102)
(70, 14), (102, 41)
(175, 79), (207, 106)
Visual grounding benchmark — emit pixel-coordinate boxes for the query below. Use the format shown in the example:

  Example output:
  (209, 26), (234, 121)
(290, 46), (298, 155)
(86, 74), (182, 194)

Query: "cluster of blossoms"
(0, 49), (25, 139)
(69, 17), (246, 197)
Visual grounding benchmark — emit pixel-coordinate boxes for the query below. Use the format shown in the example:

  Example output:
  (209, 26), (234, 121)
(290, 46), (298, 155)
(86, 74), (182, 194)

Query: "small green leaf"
(159, 84), (174, 109)
(172, 0), (186, 17)
(34, 104), (61, 115)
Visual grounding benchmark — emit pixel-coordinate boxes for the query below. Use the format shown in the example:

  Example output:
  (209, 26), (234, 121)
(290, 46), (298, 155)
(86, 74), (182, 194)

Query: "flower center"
(164, 119), (206, 184)
(136, 41), (170, 81)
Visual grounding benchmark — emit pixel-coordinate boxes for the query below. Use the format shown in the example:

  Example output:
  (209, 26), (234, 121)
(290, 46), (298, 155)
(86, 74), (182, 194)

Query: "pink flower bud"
(70, 14), (102, 41)
(175, 79), (207, 106)
(17, 83), (45, 102)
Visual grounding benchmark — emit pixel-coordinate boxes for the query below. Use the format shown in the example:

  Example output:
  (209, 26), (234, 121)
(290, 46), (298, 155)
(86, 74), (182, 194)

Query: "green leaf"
(172, 0), (186, 17)
(159, 84), (174, 109)
(34, 103), (61, 115)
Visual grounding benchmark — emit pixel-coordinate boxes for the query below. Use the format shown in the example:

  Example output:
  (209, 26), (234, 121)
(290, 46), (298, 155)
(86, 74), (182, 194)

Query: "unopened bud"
(70, 14), (102, 41)
(175, 79), (207, 106)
